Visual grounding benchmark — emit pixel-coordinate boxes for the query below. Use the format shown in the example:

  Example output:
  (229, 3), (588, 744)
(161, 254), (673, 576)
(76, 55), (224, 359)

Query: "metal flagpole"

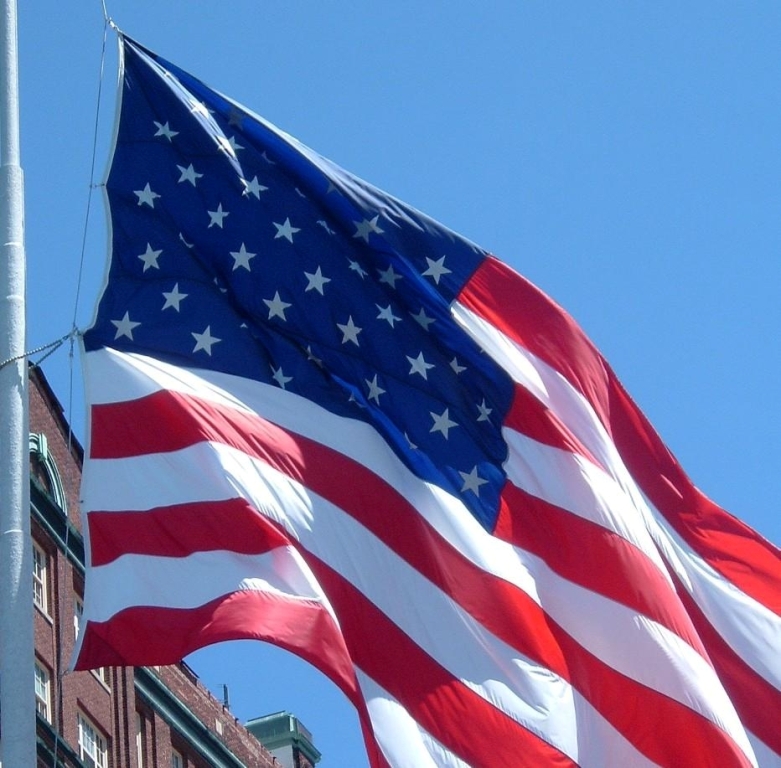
(0, 0), (36, 763)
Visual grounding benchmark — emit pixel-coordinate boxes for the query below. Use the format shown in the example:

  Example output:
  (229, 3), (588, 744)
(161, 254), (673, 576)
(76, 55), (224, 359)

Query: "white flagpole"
(0, 0), (36, 764)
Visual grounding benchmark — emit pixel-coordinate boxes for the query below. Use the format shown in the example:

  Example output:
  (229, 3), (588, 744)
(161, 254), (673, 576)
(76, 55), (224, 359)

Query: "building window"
(29, 432), (68, 513)
(136, 712), (146, 768)
(93, 666), (109, 687)
(34, 662), (51, 721)
(171, 749), (184, 768)
(32, 542), (49, 614)
(78, 712), (108, 768)
(74, 594), (83, 638)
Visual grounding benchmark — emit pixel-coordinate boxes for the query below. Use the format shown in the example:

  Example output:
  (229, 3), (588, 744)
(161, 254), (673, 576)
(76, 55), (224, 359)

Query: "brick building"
(28, 365), (319, 767)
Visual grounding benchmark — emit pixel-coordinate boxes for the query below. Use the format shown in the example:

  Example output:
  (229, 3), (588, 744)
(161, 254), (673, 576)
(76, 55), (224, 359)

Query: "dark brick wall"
(154, 665), (278, 767)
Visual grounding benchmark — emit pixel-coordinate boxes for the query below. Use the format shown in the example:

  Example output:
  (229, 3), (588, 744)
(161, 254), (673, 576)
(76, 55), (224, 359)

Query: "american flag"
(76, 35), (781, 767)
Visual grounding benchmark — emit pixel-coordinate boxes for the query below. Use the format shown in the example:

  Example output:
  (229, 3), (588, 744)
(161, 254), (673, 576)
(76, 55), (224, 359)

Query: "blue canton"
(84, 37), (516, 531)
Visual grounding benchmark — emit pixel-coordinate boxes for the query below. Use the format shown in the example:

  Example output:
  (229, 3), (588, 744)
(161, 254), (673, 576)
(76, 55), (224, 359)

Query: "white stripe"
(84, 346), (258, 409)
(356, 670), (473, 768)
(452, 304), (619, 472)
(84, 546), (324, 622)
(645, 497), (781, 693)
(503, 426), (670, 578)
(453, 303), (671, 544)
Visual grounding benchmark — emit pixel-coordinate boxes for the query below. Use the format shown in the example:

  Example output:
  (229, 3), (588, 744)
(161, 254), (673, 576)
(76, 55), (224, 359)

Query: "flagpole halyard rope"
(70, 16), (110, 337)
(0, 331), (75, 371)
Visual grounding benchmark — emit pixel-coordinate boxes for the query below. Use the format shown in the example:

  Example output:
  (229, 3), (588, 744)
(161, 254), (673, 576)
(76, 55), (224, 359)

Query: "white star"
(407, 352), (435, 380)
(162, 283), (188, 311)
(271, 365), (293, 389)
(111, 311), (140, 340)
(376, 304), (401, 327)
(261, 151), (276, 165)
(337, 316), (362, 346)
(450, 357), (467, 374)
(153, 121), (178, 141)
(215, 134), (243, 158)
(241, 176), (268, 198)
(353, 214), (384, 242)
(138, 243), (162, 272)
(348, 260), (368, 279)
(365, 374), (386, 404)
(189, 99), (211, 118)
(263, 291), (292, 320)
(459, 466), (489, 496)
(134, 183), (160, 208)
(404, 433), (418, 450)
(273, 217), (300, 243)
(208, 204), (229, 229)
(179, 233), (194, 249)
(317, 220), (335, 235)
(411, 307), (435, 330)
(191, 326), (221, 355)
(227, 135), (244, 153)
(230, 243), (256, 271)
(477, 399), (493, 422)
(378, 265), (402, 289)
(177, 164), (203, 186)
(304, 266), (331, 295)
(430, 407), (458, 439)
(422, 255), (452, 284)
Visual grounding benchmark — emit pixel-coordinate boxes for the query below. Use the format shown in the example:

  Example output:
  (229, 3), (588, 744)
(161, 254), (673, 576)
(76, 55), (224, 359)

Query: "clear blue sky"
(19, 3), (781, 766)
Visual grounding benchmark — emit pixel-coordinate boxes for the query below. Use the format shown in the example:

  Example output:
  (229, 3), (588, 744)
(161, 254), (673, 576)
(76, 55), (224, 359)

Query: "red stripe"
(505, 382), (603, 470)
(496, 481), (708, 658)
(75, 588), (356, 694)
(457, 256), (613, 428)
(89, 498), (289, 566)
(672, 572), (781, 757)
(306, 555), (578, 768)
(90, 390), (302, 460)
(458, 255), (781, 616)
(92, 389), (754, 765)
(547, 619), (754, 768)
